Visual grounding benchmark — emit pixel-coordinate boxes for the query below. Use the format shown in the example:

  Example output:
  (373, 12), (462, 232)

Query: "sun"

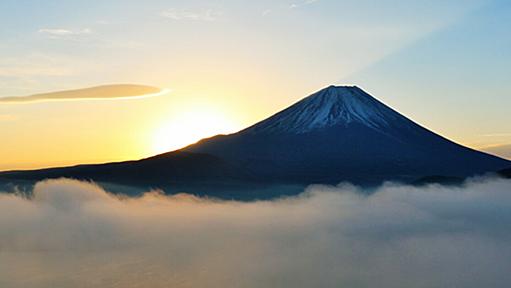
(152, 107), (238, 155)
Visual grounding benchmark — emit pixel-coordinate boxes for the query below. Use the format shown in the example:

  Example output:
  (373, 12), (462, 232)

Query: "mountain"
(185, 86), (509, 183)
(1, 85), (509, 199)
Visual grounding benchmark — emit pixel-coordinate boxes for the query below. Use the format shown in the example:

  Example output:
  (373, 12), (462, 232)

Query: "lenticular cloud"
(1, 177), (511, 288)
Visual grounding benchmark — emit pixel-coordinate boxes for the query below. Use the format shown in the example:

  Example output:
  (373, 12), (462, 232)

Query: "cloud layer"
(0, 84), (166, 103)
(38, 28), (92, 39)
(1, 177), (511, 287)
(160, 8), (221, 21)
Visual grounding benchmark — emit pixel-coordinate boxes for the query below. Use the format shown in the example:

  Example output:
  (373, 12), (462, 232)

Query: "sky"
(0, 0), (510, 170)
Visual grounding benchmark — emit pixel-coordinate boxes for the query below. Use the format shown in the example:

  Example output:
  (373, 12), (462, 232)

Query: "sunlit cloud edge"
(0, 85), (171, 104)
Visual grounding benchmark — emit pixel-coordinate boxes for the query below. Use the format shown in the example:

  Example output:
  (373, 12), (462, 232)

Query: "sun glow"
(152, 107), (238, 155)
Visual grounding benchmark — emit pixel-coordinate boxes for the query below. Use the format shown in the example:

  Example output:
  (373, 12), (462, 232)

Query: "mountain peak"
(306, 85), (367, 105)
(313, 84), (361, 95)
(243, 85), (401, 134)
(324, 84), (359, 90)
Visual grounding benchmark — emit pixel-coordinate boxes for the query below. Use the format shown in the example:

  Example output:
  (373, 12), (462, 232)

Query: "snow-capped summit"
(243, 85), (403, 134)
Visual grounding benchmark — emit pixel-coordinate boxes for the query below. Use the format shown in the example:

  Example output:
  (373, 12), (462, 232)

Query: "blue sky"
(345, 0), (511, 148)
(1, 0), (496, 96)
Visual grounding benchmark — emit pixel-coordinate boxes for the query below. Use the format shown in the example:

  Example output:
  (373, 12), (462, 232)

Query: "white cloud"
(290, 0), (319, 9)
(1, 177), (511, 287)
(38, 28), (92, 39)
(160, 8), (221, 21)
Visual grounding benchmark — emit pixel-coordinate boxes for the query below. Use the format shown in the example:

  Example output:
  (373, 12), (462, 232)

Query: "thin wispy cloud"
(38, 28), (92, 39)
(481, 133), (511, 137)
(290, 0), (319, 9)
(0, 84), (168, 104)
(160, 8), (221, 21)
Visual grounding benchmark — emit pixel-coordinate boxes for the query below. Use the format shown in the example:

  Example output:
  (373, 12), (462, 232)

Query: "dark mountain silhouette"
(498, 168), (511, 179)
(1, 86), (509, 199)
(185, 86), (509, 183)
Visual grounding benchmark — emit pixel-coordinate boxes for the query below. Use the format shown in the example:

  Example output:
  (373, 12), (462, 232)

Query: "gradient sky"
(0, 0), (510, 170)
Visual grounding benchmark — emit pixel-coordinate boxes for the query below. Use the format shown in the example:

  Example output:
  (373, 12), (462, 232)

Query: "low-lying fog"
(1, 177), (511, 287)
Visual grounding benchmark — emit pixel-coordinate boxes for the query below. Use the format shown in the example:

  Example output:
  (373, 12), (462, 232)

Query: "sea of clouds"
(1, 176), (511, 287)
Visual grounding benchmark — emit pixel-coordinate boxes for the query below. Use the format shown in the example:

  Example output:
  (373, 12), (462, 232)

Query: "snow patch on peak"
(244, 85), (403, 134)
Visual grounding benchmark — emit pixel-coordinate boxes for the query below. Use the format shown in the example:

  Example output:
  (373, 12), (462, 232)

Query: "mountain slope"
(243, 85), (407, 134)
